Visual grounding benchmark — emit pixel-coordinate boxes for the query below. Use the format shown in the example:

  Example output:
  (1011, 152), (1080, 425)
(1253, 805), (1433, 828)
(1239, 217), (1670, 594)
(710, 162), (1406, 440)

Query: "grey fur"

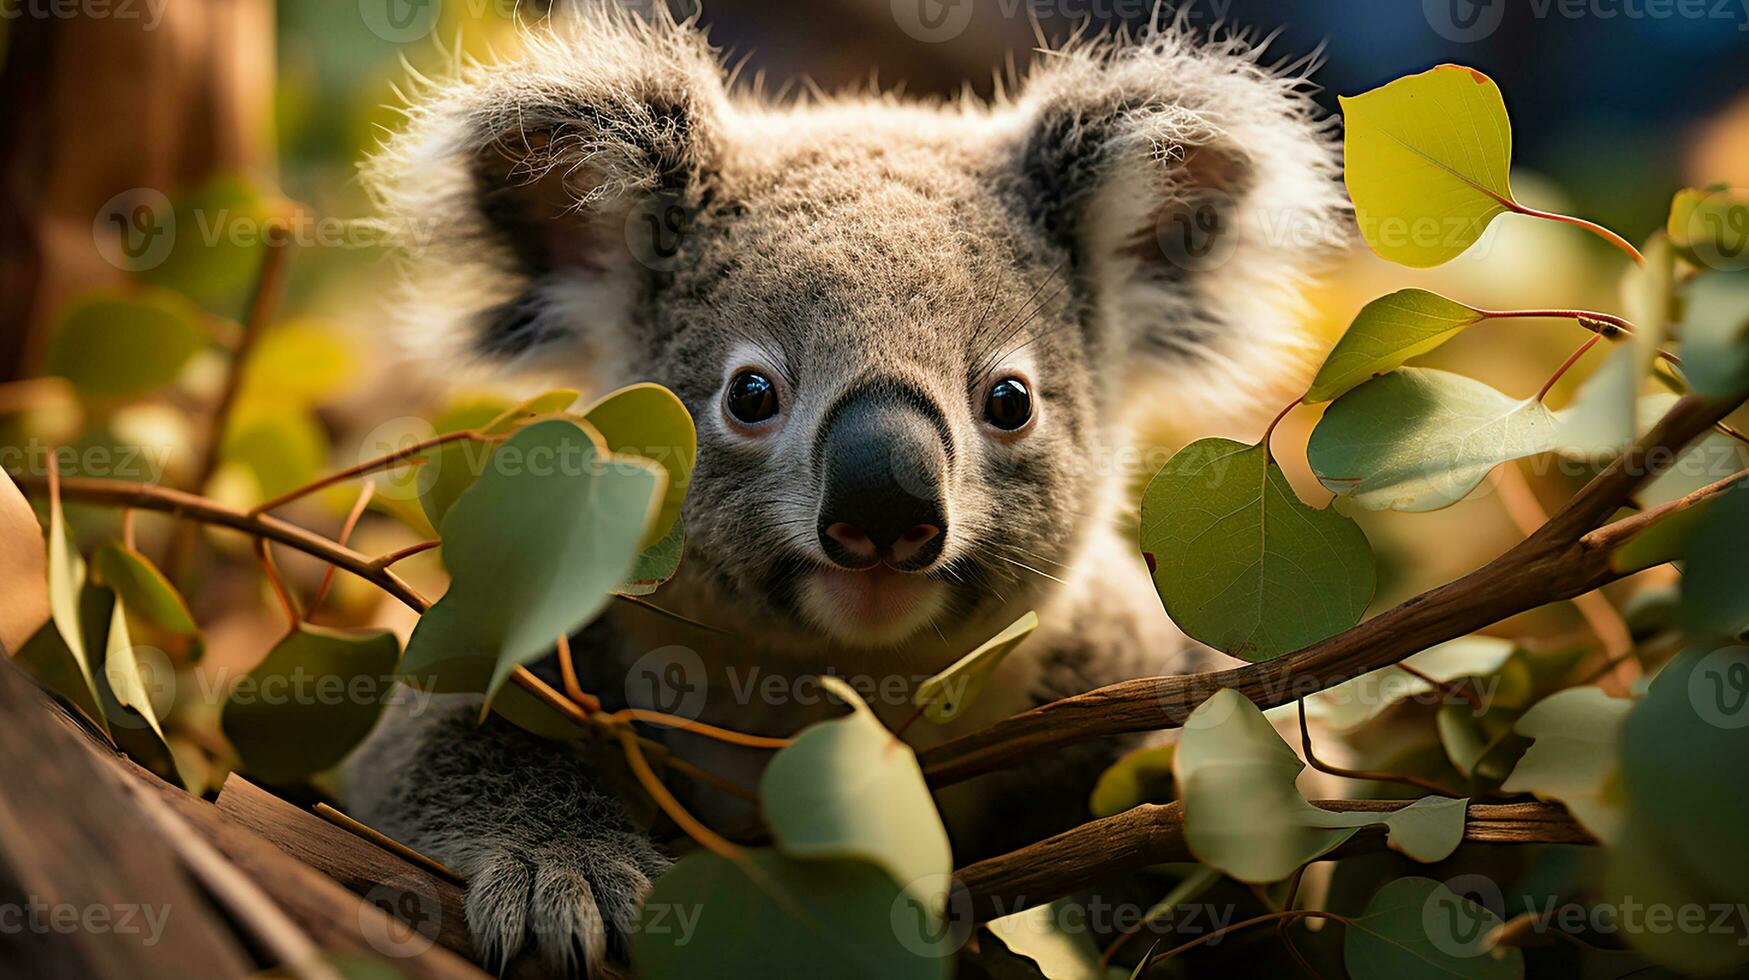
(348, 6), (1343, 975)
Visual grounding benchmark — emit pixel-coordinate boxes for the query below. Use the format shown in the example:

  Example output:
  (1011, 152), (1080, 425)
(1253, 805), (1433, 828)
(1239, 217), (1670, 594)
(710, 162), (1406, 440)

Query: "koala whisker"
(967, 258), (1066, 371)
(972, 274), (1074, 382)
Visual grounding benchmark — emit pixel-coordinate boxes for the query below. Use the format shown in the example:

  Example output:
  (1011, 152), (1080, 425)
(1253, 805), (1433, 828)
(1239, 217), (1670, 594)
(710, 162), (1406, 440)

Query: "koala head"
(366, 10), (1343, 659)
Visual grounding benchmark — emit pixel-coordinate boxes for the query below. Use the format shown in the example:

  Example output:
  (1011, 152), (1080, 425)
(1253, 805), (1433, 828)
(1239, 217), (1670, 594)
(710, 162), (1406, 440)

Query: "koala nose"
(816, 387), (949, 572)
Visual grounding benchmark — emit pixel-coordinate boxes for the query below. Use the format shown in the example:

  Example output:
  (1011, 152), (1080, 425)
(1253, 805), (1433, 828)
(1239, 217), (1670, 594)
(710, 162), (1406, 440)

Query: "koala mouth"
(798, 565), (947, 648)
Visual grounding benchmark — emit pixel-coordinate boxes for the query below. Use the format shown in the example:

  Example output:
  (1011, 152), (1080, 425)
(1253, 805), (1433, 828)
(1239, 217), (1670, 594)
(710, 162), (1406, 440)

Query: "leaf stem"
(1261, 398), (1297, 452)
(609, 708), (793, 750)
(365, 538), (441, 572)
(1535, 334), (1603, 404)
(249, 428), (496, 516)
(614, 727), (744, 861)
(1475, 308), (1633, 336)
(1507, 203), (1646, 266)
(252, 537), (300, 630)
(306, 484), (373, 622)
(555, 632), (602, 713)
(1297, 701), (1465, 797)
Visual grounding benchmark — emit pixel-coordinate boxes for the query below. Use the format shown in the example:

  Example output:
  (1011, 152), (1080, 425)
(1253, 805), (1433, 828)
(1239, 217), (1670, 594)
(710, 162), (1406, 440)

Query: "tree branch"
(919, 394), (1741, 786)
(953, 800), (1590, 921)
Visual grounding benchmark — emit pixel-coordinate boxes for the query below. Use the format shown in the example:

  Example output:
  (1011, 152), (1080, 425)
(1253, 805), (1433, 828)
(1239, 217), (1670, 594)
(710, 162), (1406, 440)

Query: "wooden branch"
(919, 394), (1741, 785)
(953, 800), (1591, 922)
(215, 775), (471, 958)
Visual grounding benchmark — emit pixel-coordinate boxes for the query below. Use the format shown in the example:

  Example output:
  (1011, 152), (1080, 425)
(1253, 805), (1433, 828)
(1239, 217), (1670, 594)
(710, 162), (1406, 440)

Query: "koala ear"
(1011, 33), (1346, 423)
(363, 11), (724, 374)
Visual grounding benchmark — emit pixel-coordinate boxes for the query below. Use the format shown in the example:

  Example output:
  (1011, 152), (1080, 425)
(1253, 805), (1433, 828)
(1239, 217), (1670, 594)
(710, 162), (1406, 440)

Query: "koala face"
(367, 10), (1344, 657)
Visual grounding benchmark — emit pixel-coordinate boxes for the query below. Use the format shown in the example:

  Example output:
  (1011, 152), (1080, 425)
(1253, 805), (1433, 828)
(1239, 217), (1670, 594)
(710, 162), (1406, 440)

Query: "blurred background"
(0, 0), (1744, 793)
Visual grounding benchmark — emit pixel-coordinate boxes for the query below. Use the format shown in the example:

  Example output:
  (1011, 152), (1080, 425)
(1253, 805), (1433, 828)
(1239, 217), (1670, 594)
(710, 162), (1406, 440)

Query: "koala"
(344, 7), (1344, 976)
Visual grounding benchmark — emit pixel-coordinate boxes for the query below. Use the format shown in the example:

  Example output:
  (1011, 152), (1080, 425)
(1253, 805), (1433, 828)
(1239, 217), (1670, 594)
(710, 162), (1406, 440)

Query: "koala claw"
(463, 837), (670, 978)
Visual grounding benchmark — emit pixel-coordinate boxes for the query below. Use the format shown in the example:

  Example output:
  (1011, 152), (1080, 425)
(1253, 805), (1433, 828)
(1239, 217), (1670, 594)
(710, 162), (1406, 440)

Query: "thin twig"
(249, 428), (499, 516)
(367, 538), (441, 571)
(252, 538), (300, 630)
(1536, 334), (1602, 404)
(306, 484), (373, 621)
(1297, 702), (1464, 797)
(555, 632), (602, 713)
(312, 803), (465, 885)
(1145, 910), (1352, 966)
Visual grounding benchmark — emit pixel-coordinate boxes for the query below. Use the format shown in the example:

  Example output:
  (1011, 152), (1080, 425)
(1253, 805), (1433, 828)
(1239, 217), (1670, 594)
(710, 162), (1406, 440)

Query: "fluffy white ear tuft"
(360, 8), (726, 380)
(1011, 30), (1349, 431)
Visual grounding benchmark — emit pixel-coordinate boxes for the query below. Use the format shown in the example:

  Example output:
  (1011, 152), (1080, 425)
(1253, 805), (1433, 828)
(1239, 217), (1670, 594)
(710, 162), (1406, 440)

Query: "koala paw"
(462, 833), (671, 978)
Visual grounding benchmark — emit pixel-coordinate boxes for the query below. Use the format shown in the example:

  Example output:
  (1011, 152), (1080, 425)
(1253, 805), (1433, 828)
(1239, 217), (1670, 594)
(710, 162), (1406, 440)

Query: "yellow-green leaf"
(45, 289), (206, 399)
(912, 610), (1038, 723)
(418, 389), (579, 531)
(1341, 65), (1514, 268)
(1306, 290), (1484, 403)
(1500, 687), (1631, 844)
(581, 383), (695, 548)
(1668, 184), (1749, 272)
(619, 516), (684, 597)
(241, 320), (358, 404)
(101, 594), (168, 743)
(92, 542), (197, 635)
(1088, 744), (1175, 818)
(46, 480), (96, 698)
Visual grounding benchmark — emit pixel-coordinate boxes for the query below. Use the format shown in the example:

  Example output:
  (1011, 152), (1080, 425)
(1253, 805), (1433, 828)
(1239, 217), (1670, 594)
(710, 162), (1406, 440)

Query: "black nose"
(816, 387), (949, 572)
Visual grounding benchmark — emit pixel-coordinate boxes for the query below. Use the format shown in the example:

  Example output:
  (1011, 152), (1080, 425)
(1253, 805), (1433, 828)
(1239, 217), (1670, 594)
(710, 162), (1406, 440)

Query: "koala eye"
(725, 370), (780, 425)
(983, 377), (1033, 432)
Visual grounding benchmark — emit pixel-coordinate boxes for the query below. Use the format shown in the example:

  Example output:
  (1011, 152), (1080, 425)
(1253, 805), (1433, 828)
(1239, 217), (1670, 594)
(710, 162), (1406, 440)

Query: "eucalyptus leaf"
(1676, 270), (1749, 398)
(1308, 368), (1559, 512)
(762, 677), (952, 910)
(581, 383), (695, 548)
(102, 595), (168, 743)
(1303, 636), (1515, 731)
(1636, 430), (1749, 509)
(1141, 439), (1373, 661)
(241, 321), (357, 404)
(402, 418), (661, 706)
(620, 515), (684, 597)
(44, 290), (206, 399)
(1499, 687), (1631, 844)
(1306, 290), (1484, 403)
(220, 403), (328, 502)
(632, 849), (952, 980)
(1678, 483), (1749, 641)
(1344, 877), (1524, 980)
(1175, 690), (1467, 882)
(1341, 66), (1515, 268)
(1668, 184), (1749, 273)
(913, 610), (1039, 723)
(418, 389), (579, 531)
(92, 542), (197, 635)
(45, 484), (97, 701)
(221, 625), (401, 783)
(1089, 744), (1176, 818)
(984, 901), (1126, 980)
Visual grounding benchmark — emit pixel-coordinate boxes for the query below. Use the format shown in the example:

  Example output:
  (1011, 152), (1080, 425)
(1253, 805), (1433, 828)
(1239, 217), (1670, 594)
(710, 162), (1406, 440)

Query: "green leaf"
(1499, 687), (1631, 844)
(92, 542), (197, 635)
(135, 175), (275, 316)
(1636, 429), (1749, 509)
(1552, 378), (1676, 463)
(632, 849), (952, 980)
(1676, 270), (1749, 399)
(1605, 647), (1749, 973)
(13, 621), (111, 739)
(1306, 290), (1484, 403)
(1679, 483), (1749, 641)
(619, 516), (684, 597)
(912, 610), (1039, 723)
(1341, 65), (1514, 268)
(45, 484), (98, 703)
(1668, 184), (1749, 273)
(1303, 636), (1515, 731)
(402, 418), (661, 706)
(581, 383), (695, 548)
(221, 625), (401, 783)
(101, 595), (168, 744)
(44, 289), (206, 399)
(1344, 877), (1524, 980)
(417, 389), (579, 531)
(1308, 368), (1559, 512)
(1089, 744), (1176, 819)
(1435, 703), (1490, 778)
(1175, 690), (1467, 882)
(761, 677), (952, 910)
(1140, 439), (1373, 661)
